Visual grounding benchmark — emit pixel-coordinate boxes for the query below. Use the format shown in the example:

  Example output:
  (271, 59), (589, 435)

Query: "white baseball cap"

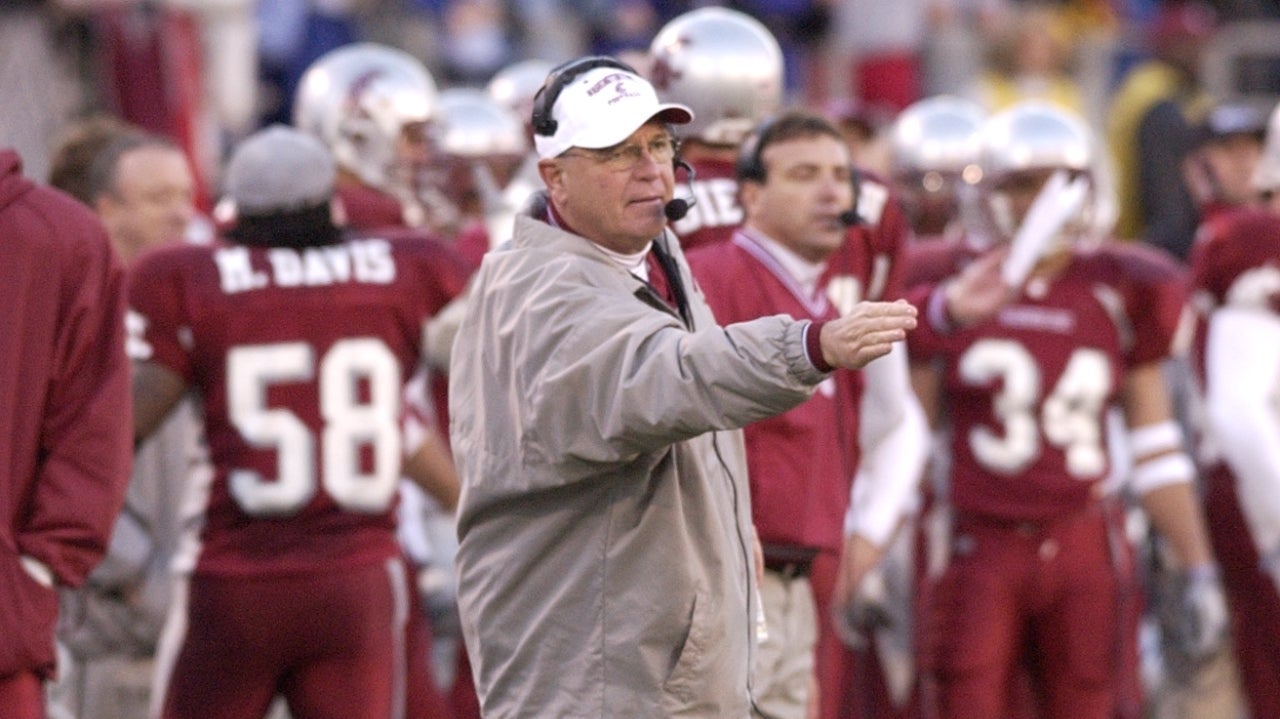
(534, 66), (693, 160)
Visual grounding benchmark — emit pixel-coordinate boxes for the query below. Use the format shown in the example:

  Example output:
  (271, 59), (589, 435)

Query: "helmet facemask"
(975, 102), (1100, 259)
(889, 96), (986, 237)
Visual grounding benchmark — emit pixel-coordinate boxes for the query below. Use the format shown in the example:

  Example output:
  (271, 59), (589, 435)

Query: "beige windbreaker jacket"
(450, 210), (829, 718)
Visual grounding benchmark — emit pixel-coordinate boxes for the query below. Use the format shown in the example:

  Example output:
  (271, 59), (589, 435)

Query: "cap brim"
(572, 104), (694, 150)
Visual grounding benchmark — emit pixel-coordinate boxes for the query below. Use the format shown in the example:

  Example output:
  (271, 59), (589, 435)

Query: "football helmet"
(438, 88), (528, 159)
(891, 95), (986, 188)
(436, 88), (534, 237)
(293, 43), (439, 193)
(648, 7), (783, 146)
(486, 58), (555, 131)
(889, 95), (986, 234)
(976, 101), (1098, 245)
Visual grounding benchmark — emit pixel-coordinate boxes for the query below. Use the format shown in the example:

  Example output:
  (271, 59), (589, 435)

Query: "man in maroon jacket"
(0, 148), (133, 719)
(687, 110), (926, 719)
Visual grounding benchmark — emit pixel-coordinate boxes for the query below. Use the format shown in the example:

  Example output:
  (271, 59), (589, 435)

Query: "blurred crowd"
(3, 0), (1277, 192)
(3, 0), (1280, 718)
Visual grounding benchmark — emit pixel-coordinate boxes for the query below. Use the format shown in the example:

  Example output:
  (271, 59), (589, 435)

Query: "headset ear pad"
(530, 55), (640, 138)
(735, 115), (778, 183)
(734, 132), (762, 183)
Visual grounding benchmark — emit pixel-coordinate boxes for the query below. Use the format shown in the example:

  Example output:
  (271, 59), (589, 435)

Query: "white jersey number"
(959, 339), (1111, 478)
(227, 338), (402, 515)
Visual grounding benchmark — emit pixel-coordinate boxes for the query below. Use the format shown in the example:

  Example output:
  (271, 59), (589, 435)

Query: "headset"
(531, 54), (698, 222)
(665, 159), (697, 222)
(735, 113), (864, 227)
(531, 55), (638, 140)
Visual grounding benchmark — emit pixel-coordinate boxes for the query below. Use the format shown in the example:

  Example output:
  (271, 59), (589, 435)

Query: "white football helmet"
(438, 89), (528, 159)
(890, 96), (986, 233)
(437, 88), (534, 240)
(486, 58), (555, 131)
(293, 43), (439, 193)
(976, 101), (1098, 244)
(648, 7), (784, 146)
(891, 95), (986, 188)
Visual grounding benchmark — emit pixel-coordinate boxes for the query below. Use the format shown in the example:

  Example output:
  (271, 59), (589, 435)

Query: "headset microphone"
(664, 159), (698, 222)
(837, 166), (865, 227)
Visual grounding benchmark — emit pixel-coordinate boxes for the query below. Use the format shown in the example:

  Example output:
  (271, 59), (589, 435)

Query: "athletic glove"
(833, 565), (891, 650)
(1171, 563), (1229, 662)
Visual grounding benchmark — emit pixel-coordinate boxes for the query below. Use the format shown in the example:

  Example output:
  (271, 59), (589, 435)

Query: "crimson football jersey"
(1190, 207), (1280, 315)
(1185, 208), (1280, 719)
(670, 156), (744, 251)
(1187, 207), (1280, 433)
(128, 234), (470, 576)
(337, 182), (413, 231)
(688, 230), (852, 552)
(1186, 207), (1280, 427)
(907, 242), (1187, 521)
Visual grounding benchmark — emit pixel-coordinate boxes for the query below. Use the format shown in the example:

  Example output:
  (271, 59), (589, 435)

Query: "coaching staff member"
(0, 147), (132, 719)
(449, 56), (917, 718)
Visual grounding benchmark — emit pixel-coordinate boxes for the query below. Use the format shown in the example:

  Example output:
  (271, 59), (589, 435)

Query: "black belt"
(762, 545), (818, 578)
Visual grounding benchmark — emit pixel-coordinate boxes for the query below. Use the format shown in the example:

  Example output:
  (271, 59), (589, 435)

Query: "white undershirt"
(740, 228), (827, 298)
(590, 240), (654, 282)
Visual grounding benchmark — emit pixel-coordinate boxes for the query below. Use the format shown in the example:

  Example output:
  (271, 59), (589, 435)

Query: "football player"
(292, 43), (482, 719)
(132, 126), (470, 719)
(1187, 100), (1280, 719)
(434, 87), (531, 264)
(485, 57), (554, 203)
(907, 102), (1225, 719)
(293, 42), (457, 237)
(648, 6), (784, 251)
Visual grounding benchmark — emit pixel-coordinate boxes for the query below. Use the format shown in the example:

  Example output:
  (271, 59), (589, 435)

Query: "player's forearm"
(1139, 482), (1214, 569)
(132, 362), (188, 445)
(846, 398), (928, 547)
(403, 432), (460, 512)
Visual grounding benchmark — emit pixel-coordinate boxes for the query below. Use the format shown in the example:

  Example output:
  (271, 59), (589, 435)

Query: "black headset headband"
(530, 56), (638, 138)
(735, 114), (782, 183)
(736, 111), (866, 226)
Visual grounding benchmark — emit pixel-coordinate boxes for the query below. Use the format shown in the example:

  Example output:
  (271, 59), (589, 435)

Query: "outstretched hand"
(820, 300), (917, 370)
(944, 246), (1016, 329)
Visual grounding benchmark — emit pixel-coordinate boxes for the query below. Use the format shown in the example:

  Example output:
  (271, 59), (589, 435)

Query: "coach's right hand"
(820, 299), (917, 371)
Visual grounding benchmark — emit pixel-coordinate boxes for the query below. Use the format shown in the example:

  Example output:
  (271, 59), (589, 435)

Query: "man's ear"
(539, 158), (567, 205)
(538, 158), (561, 189)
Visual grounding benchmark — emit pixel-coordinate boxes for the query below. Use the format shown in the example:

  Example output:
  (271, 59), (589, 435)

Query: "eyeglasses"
(563, 135), (678, 172)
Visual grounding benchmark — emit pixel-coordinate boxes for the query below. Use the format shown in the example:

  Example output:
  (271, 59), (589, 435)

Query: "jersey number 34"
(960, 339), (1112, 479)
